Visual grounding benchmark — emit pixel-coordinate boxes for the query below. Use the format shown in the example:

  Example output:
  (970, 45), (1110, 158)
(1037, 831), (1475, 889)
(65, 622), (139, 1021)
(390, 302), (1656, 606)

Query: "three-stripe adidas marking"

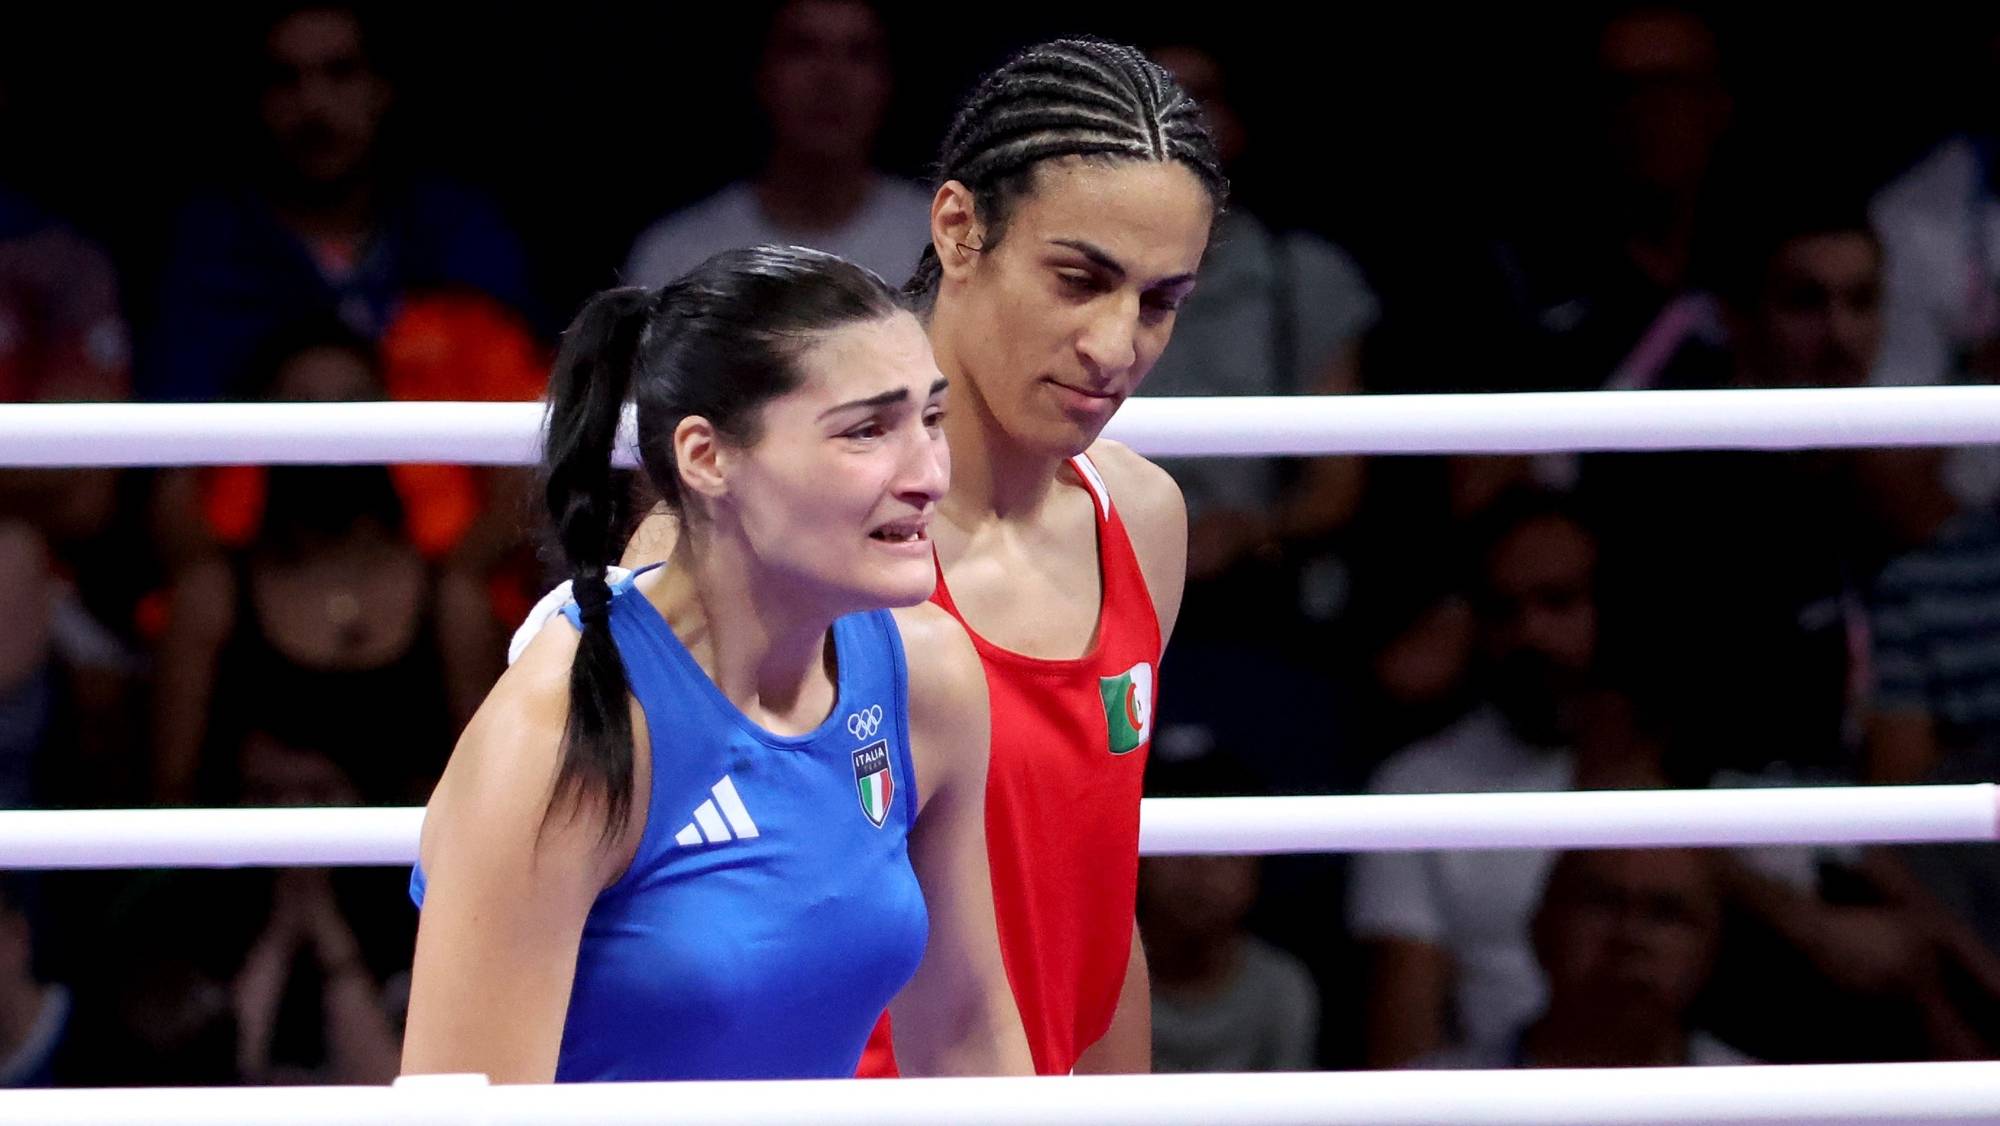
(673, 776), (760, 847)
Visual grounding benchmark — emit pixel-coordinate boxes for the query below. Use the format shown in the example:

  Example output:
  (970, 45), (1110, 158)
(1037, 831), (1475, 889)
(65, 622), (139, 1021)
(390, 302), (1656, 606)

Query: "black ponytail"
(541, 287), (652, 841)
(538, 247), (904, 842)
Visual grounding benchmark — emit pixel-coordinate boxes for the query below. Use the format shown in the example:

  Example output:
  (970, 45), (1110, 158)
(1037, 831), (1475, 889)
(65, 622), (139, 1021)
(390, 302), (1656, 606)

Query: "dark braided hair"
(541, 245), (904, 842)
(905, 37), (1228, 305)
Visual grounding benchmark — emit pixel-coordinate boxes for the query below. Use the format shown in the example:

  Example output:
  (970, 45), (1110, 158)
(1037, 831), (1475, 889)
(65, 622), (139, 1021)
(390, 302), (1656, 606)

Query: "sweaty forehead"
(1007, 159), (1213, 281)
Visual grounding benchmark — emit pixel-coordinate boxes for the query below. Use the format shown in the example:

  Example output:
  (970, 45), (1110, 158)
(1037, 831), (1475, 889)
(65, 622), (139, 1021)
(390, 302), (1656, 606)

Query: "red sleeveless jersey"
(859, 453), (1160, 1076)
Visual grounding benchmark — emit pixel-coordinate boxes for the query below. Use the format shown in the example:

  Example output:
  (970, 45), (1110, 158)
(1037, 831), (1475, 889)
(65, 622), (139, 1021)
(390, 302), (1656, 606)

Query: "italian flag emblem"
(1099, 662), (1155, 756)
(853, 740), (894, 828)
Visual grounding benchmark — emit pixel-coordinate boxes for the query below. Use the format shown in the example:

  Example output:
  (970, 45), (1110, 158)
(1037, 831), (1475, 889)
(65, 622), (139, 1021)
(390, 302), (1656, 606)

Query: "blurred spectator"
(1451, 5), (1734, 514)
(131, 605), (416, 1085)
(0, 182), (143, 806)
(0, 877), (74, 1086)
(1357, 471), (1989, 1067)
(1144, 43), (1377, 637)
(1872, 21), (2000, 505)
(151, 288), (547, 617)
(1142, 852), (1318, 1073)
(65, 862), (405, 1087)
(1856, 445), (2000, 786)
(1584, 202), (1884, 783)
(1702, 808), (2000, 1063)
(0, 510), (137, 815)
(623, 0), (928, 288)
(1349, 491), (1663, 1067)
(1852, 445), (2000, 968)
(151, 324), (501, 805)
(147, 4), (534, 403)
(372, 292), (548, 626)
(1146, 636), (1361, 1069)
(0, 187), (129, 411)
(1423, 849), (1750, 1068)
(1339, 560), (1478, 772)
(0, 187), (127, 572)
(224, 747), (408, 1084)
(1532, 4), (1734, 392)
(232, 866), (401, 1085)
(1140, 751), (1318, 1073)
(1710, 202), (1881, 390)
(1871, 22), (2000, 391)
(1576, 204), (2000, 1061)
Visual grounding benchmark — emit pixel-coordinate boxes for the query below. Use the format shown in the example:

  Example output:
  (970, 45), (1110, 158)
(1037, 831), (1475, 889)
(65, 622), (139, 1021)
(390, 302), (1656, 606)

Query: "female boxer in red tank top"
(861, 37), (1223, 1076)
(617, 40), (1225, 1075)
(910, 453), (1169, 1075)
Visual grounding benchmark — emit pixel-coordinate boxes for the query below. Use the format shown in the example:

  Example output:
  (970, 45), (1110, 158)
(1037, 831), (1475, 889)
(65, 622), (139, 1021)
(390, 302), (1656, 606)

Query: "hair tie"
(573, 573), (614, 625)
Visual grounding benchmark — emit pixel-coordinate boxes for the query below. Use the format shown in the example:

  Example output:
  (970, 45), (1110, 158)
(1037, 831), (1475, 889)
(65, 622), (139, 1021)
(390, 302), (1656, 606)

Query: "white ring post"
(2, 1063), (1998, 1125)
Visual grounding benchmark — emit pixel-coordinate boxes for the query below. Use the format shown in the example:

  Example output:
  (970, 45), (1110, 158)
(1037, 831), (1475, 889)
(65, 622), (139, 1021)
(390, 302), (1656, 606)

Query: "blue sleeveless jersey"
(412, 569), (929, 1080)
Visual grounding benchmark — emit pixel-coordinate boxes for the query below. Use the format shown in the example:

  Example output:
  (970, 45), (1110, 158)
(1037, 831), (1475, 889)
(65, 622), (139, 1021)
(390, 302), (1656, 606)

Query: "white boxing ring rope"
(5, 392), (2000, 1124)
(0, 785), (1991, 869)
(12, 385), (2000, 466)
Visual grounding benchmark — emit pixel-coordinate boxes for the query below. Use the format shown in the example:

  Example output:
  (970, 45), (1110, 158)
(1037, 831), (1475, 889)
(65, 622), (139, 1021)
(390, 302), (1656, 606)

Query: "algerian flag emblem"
(852, 740), (894, 828)
(1098, 662), (1155, 756)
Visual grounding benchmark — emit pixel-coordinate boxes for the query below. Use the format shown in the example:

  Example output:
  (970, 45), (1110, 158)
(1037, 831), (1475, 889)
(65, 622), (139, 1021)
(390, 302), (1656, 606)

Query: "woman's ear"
(932, 180), (985, 284)
(673, 415), (729, 504)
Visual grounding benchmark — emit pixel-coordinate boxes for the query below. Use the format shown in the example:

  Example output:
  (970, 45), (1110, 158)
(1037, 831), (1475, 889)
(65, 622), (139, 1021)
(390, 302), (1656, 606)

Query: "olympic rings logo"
(847, 705), (884, 741)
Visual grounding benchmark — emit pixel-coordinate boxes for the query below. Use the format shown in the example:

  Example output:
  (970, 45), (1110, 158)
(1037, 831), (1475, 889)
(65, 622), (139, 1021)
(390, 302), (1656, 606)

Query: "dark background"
(0, 4), (1985, 331)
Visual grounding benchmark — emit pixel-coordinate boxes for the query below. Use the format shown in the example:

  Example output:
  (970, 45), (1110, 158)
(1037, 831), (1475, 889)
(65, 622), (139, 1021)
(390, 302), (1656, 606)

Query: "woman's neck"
(651, 532), (839, 736)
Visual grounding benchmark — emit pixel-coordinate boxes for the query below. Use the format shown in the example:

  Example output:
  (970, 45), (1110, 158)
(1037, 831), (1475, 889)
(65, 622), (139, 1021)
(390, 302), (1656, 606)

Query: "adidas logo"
(673, 776), (761, 847)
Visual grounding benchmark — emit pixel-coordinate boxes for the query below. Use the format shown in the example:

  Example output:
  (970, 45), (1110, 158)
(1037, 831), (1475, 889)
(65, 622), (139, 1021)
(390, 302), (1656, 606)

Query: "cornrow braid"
(905, 37), (1227, 303)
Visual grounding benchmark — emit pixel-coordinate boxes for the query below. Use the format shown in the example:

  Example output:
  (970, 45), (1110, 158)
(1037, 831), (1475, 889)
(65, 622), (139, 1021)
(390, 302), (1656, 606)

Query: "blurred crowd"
(1, 0), (1997, 1085)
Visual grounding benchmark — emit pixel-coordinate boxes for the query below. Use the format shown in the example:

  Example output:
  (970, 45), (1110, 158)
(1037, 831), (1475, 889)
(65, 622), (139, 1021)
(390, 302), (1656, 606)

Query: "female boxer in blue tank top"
(400, 247), (1031, 1083)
